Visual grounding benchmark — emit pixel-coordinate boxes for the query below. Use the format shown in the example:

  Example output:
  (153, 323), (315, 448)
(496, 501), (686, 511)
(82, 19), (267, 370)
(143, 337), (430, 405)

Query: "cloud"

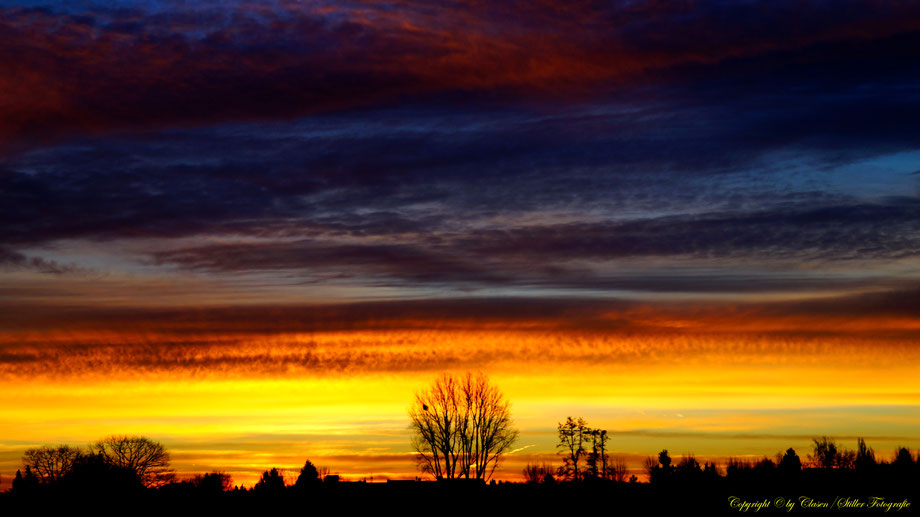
(2, 289), (920, 379)
(2, 2), (920, 331)
(462, 199), (920, 262)
(599, 429), (920, 443)
(0, 328), (910, 380)
(152, 240), (513, 285)
(4, 285), (919, 334)
(2, 1), (920, 147)
(0, 246), (84, 274)
(134, 198), (920, 294)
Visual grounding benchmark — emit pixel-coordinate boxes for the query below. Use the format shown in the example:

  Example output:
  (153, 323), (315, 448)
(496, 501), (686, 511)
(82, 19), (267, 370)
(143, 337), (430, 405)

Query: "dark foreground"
(2, 473), (916, 516)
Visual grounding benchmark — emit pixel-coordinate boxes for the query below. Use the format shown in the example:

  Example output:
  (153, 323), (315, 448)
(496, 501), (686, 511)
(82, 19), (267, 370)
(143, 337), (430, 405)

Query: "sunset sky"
(2, 0), (920, 489)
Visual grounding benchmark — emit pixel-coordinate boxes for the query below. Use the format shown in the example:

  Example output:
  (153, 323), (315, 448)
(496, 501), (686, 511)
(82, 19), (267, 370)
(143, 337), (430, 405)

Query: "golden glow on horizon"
(1, 329), (919, 489)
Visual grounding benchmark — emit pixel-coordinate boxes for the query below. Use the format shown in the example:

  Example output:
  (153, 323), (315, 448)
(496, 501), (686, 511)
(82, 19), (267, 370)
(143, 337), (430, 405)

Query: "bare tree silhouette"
(810, 437), (838, 469)
(809, 436), (857, 469)
(612, 456), (629, 483)
(90, 435), (175, 488)
(22, 445), (82, 484)
(522, 462), (555, 484)
(408, 372), (518, 481)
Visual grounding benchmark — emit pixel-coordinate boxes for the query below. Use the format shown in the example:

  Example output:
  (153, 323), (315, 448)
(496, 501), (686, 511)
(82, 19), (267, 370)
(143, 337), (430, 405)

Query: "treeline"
(5, 434), (335, 498)
(10, 435), (173, 495)
(7, 429), (920, 498)
(641, 440), (920, 490)
(521, 417), (920, 494)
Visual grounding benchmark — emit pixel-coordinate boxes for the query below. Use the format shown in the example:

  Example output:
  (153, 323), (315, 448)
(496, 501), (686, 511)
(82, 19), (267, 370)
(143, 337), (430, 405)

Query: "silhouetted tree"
(810, 437), (839, 469)
(837, 448), (856, 469)
(855, 438), (876, 471)
(584, 428), (611, 480)
(585, 430), (599, 479)
(753, 457), (776, 477)
(643, 456), (657, 479)
(192, 472), (232, 493)
(11, 467), (40, 495)
(646, 449), (673, 485)
(91, 435), (175, 488)
(755, 457), (775, 470)
(658, 449), (672, 469)
(672, 454), (710, 485)
(408, 372), (518, 481)
(703, 461), (720, 478)
(597, 430), (610, 479)
(675, 455), (702, 477)
(409, 373), (460, 479)
(809, 437), (861, 469)
(61, 452), (144, 494)
(778, 448), (802, 473)
(556, 417), (589, 481)
(725, 457), (751, 479)
(522, 462), (555, 484)
(893, 447), (914, 471)
(22, 445), (83, 485)
(612, 457), (628, 483)
(254, 468), (285, 493)
(895, 447), (913, 465)
(295, 460), (320, 490)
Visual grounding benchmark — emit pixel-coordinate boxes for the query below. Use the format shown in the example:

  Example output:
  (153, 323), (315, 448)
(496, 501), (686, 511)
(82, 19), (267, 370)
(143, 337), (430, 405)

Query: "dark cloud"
(463, 199), (920, 262)
(0, 297), (632, 333)
(754, 285), (920, 319)
(153, 240), (513, 285)
(1, 95), (915, 248)
(139, 198), (920, 293)
(2, 1), (920, 148)
(2, 0), (920, 305)
(0, 246), (83, 274)
(3, 286), (920, 336)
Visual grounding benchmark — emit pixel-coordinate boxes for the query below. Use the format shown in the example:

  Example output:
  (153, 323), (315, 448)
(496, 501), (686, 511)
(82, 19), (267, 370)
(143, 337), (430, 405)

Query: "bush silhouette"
(253, 468), (285, 493)
(295, 460), (320, 490)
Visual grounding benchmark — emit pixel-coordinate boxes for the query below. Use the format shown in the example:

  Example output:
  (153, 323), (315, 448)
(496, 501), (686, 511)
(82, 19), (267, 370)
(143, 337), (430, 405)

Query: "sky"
(2, 0), (920, 488)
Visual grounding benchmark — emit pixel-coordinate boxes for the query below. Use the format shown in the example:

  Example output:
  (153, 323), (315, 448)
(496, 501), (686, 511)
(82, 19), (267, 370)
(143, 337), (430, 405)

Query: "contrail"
(508, 444), (535, 454)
